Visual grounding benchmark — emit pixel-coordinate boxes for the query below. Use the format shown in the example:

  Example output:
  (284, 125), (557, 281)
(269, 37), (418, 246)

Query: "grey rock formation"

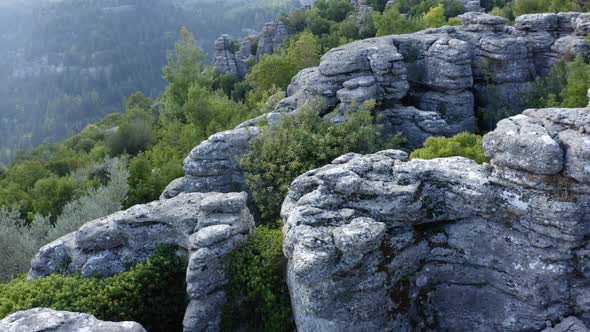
(162, 126), (260, 200)
(183, 192), (255, 332)
(379, 106), (451, 149)
(271, 12), (589, 147)
(276, 37), (409, 114)
(0, 308), (146, 332)
(29, 192), (254, 279)
(213, 35), (253, 79)
(462, 0), (484, 12)
(541, 317), (590, 332)
(256, 20), (291, 58)
(28, 192), (255, 332)
(282, 106), (590, 331)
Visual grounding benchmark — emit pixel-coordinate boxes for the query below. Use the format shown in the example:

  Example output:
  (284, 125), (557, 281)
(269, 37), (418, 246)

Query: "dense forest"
(0, 0), (299, 164)
(2, 0), (590, 330)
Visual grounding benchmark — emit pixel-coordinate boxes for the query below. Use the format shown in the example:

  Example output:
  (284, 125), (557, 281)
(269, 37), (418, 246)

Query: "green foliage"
(246, 31), (321, 105)
(410, 132), (490, 164)
(373, 6), (426, 36)
(490, 3), (515, 20)
(246, 54), (296, 96)
(513, 0), (576, 16)
(163, 27), (210, 110)
(126, 92), (154, 113)
(222, 226), (293, 332)
(107, 109), (154, 156)
(0, 28), (260, 216)
(287, 31), (322, 71)
(560, 54), (590, 107)
(423, 4), (447, 28)
(523, 55), (590, 109)
(32, 176), (77, 221)
(0, 245), (187, 332)
(0, 158), (128, 282)
(241, 100), (405, 225)
(315, 0), (355, 22)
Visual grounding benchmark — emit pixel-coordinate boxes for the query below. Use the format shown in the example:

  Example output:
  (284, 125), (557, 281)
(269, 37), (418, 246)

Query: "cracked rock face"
(161, 126), (260, 200)
(0, 308), (146, 332)
(256, 20), (291, 58)
(272, 12), (589, 148)
(28, 192), (255, 332)
(213, 34), (253, 79)
(281, 107), (590, 331)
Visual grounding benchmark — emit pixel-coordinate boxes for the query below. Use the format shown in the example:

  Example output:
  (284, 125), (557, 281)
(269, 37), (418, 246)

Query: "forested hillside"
(0, 0), (298, 164)
(1, 0), (590, 330)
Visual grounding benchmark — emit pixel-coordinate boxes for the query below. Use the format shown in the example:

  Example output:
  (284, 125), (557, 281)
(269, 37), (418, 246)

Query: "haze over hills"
(0, 0), (298, 164)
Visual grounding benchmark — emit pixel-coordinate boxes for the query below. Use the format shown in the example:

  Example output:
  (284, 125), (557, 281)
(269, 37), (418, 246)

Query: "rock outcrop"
(0, 308), (146, 332)
(273, 12), (589, 147)
(28, 192), (255, 332)
(161, 126), (260, 200)
(213, 34), (254, 79)
(256, 20), (291, 58)
(461, 0), (483, 12)
(281, 106), (590, 331)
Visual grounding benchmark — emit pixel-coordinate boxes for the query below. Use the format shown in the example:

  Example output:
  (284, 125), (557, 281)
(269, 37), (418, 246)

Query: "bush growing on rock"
(222, 226), (293, 332)
(241, 100), (405, 225)
(410, 132), (489, 164)
(0, 245), (187, 332)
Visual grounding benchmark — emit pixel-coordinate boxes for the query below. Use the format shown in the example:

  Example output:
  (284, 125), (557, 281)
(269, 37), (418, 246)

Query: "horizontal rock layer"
(281, 106), (590, 331)
(273, 12), (590, 147)
(161, 126), (260, 200)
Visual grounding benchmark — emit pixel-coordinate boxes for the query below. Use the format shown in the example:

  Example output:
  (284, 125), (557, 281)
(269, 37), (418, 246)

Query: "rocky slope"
(281, 106), (590, 331)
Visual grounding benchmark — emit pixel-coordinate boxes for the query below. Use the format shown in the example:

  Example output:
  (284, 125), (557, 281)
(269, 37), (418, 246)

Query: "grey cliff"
(282, 106), (590, 331)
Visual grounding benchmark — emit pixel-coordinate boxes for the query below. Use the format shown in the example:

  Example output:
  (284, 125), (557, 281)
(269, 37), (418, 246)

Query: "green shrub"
(0, 245), (187, 332)
(240, 100), (405, 225)
(523, 55), (590, 109)
(410, 132), (489, 164)
(222, 226), (293, 332)
(0, 158), (128, 282)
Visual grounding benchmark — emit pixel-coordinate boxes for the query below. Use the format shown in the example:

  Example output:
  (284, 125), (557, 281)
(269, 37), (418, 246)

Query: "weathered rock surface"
(0, 308), (146, 332)
(213, 34), (254, 79)
(541, 317), (590, 332)
(272, 12), (589, 147)
(162, 126), (260, 200)
(28, 192), (255, 332)
(256, 20), (291, 57)
(282, 106), (590, 331)
(183, 192), (255, 332)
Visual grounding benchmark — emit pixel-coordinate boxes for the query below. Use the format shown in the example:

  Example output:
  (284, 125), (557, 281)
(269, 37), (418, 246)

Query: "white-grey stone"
(0, 308), (146, 332)
(282, 106), (590, 331)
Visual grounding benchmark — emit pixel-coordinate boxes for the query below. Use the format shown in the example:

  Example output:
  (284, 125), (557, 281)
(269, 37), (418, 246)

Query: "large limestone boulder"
(0, 308), (146, 332)
(28, 192), (255, 332)
(161, 126), (260, 200)
(282, 106), (590, 331)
